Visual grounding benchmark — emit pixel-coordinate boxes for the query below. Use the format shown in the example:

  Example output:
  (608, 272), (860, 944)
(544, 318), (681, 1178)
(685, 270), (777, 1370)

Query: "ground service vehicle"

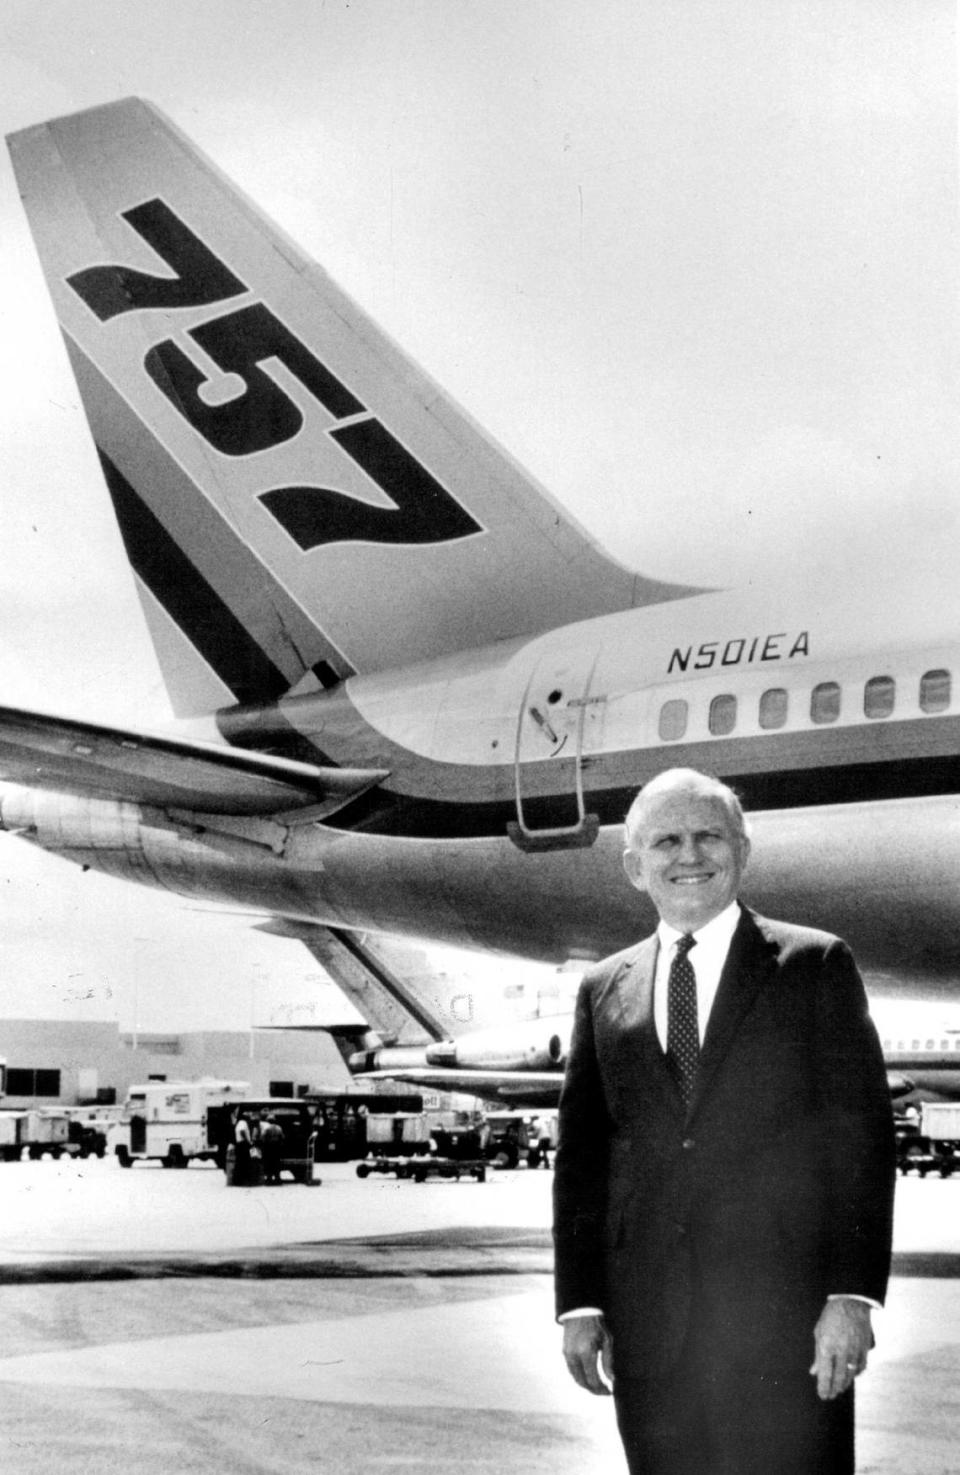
(0, 1112), (33, 1161)
(356, 1154), (487, 1183)
(217, 1097), (323, 1185)
(0, 1109), (73, 1161)
(25, 1110), (71, 1159)
(363, 1111), (431, 1157)
(300, 1092), (427, 1160)
(116, 1079), (249, 1168)
(63, 1107), (111, 1159)
(356, 1106), (487, 1183)
(897, 1103), (960, 1178)
(481, 1112), (534, 1169)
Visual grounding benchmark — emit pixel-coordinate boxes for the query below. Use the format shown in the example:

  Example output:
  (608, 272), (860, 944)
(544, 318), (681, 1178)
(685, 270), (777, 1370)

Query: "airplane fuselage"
(5, 583), (960, 999)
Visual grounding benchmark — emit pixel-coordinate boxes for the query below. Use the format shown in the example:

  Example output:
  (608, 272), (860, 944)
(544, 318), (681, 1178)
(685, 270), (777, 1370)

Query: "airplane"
(2, 97), (960, 1094)
(287, 929), (960, 1109)
(259, 923), (579, 1106)
(260, 926), (960, 1108)
(298, 935), (960, 1108)
(355, 1029), (960, 1112)
(877, 1029), (960, 1106)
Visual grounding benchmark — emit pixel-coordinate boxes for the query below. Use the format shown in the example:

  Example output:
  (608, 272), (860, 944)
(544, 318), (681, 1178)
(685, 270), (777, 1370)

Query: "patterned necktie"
(667, 933), (699, 1106)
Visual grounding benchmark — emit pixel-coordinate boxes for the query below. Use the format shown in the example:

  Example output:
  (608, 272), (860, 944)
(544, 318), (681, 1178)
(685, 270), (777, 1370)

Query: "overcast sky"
(0, 1), (956, 1031)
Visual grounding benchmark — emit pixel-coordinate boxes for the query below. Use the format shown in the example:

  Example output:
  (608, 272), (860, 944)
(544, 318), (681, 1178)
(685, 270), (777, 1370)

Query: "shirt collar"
(656, 900), (742, 953)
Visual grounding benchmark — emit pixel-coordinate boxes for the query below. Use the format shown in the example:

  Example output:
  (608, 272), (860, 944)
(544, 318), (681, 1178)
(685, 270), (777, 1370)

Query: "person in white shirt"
(552, 767), (895, 1475)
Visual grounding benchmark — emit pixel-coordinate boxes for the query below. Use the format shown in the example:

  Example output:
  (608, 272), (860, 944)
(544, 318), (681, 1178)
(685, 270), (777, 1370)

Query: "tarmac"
(0, 1156), (958, 1474)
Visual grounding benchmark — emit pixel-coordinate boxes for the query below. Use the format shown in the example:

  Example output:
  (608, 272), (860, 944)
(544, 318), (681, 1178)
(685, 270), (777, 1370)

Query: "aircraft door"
(508, 647), (602, 851)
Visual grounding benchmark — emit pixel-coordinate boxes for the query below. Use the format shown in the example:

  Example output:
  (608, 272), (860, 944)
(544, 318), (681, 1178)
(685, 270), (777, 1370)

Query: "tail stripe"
(99, 449), (292, 707)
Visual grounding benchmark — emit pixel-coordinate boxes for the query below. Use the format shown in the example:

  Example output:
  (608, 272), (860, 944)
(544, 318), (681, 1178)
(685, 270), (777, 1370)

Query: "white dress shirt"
(653, 901), (742, 1051)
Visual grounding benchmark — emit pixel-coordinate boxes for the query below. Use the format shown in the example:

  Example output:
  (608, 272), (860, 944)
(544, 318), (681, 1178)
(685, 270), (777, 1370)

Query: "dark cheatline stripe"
(98, 449), (291, 707)
(730, 753), (960, 812)
(326, 749), (960, 840)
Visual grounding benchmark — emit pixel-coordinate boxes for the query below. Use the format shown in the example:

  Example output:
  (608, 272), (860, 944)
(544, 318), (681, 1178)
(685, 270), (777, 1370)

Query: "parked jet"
(879, 1032), (960, 1105)
(2, 97), (959, 1033)
(295, 930), (960, 1108)
(262, 923), (578, 1105)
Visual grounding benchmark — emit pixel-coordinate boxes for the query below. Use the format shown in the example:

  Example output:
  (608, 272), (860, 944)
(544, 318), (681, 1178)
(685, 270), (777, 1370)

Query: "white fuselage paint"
(5, 577), (960, 1003)
(338, 586), (960, 773)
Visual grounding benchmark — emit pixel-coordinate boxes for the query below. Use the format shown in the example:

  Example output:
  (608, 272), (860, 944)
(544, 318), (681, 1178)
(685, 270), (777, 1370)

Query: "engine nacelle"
(0, 783), (146, 854)
(0, 783), (291, 904)
(347, 1045), (431, 1073)
(425, 1020), (569, 1072)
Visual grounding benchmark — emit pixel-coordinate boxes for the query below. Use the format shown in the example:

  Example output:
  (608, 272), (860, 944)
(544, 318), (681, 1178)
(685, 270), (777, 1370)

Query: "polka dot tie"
(667, 933), (699, 1106)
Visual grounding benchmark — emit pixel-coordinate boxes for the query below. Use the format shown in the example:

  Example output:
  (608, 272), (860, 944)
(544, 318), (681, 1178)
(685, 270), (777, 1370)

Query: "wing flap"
(0, 706), (387, 817)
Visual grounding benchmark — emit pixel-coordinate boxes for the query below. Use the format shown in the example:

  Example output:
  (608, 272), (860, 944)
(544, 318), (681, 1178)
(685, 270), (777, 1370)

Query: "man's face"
(623, 785), (749, 932)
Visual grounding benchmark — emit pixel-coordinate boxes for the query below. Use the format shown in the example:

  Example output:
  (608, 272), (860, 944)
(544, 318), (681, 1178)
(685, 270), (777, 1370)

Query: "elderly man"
(553, 767), (895, 1475)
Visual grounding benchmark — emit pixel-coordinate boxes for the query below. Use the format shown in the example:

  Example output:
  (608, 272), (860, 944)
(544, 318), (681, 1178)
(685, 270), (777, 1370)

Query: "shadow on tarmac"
(1, 1167), (959, 1472)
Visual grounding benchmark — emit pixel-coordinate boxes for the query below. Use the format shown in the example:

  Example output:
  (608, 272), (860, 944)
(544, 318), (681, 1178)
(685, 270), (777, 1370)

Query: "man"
(259, 1114), (284, 1184)
(553, 768), (895, 1475)
(233, 1112), (253, 1185)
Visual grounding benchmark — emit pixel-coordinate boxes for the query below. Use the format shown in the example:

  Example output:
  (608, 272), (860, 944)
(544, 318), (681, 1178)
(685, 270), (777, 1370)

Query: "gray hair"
(624, 768), (749, 846)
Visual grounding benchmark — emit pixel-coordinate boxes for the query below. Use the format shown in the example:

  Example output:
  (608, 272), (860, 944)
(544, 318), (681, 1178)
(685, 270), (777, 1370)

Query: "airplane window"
(759, 688), (788, 730)
(658, 699), (688, 742)
(864, 675), (895, 719)
(920, 668), (951, 714)
(810, 682), (841, 725)
(709, 694), (737, 736)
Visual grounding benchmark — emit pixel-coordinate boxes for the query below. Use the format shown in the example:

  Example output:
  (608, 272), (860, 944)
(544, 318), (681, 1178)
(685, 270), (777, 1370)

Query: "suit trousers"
(612, 1332), (854, 1475)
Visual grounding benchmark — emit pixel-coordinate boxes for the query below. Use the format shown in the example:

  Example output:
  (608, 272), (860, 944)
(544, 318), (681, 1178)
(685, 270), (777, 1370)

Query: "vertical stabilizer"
(261, 922), (563, 1046)
(8, 98), (700, 714)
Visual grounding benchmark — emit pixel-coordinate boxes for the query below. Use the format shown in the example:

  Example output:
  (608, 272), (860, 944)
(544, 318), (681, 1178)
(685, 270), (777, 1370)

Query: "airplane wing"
(355, 1067), (563, 1108)
(0, 705), (386, 818)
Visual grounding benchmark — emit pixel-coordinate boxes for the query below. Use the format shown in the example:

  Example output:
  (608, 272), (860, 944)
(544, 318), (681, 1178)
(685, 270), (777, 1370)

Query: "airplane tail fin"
(260, 921), (561, 1047)
(8, 98), (700, 716)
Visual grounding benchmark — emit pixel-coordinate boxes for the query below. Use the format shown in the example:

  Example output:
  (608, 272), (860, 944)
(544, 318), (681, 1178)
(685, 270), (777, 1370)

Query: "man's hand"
(562, 1313), (614, 1395)
(810, 1298), (874, 1401)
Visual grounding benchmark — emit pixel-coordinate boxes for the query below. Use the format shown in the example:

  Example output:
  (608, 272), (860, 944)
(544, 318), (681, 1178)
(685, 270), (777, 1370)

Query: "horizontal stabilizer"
(0, 706), (386, 817)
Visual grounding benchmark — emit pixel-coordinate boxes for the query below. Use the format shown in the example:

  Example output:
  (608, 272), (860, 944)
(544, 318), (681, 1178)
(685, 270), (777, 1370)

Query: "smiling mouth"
(671, 875), (715, 885)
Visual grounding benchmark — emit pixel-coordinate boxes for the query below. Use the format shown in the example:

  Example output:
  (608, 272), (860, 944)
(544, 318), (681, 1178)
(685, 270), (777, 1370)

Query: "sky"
(0, 1), (957, 1032)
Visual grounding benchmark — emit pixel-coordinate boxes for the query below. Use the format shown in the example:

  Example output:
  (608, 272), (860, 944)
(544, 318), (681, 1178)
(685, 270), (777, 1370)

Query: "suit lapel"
(689, 909), (777, 1116)
(613, 934), (658, 1032)
(613, 934), (684, 1112)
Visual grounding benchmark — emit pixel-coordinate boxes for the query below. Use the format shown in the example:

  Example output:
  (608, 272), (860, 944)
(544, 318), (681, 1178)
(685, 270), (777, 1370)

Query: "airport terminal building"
(0, 1018), (351, 1108)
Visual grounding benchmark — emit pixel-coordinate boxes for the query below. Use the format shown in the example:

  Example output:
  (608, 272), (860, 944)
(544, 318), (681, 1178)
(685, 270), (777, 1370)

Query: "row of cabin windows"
(658, 668), (952, 743)
(883, 1038), (960, 1054)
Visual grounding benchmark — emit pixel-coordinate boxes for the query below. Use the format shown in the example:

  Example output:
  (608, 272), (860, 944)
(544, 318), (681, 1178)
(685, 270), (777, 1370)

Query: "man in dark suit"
(553, 768), (895, 1475)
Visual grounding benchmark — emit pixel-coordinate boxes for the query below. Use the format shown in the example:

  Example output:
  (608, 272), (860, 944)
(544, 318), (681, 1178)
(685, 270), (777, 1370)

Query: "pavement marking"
(0, 1278), (627, 1464)
(0, 1281), (606, 1417)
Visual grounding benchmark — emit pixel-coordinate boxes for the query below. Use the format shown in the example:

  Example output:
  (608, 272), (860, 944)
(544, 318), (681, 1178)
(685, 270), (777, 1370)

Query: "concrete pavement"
(0, 1159), (957, 1473)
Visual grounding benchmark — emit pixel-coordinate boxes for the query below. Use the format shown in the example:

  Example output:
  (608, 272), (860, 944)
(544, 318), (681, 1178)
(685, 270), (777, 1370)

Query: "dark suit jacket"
(553, 908), (896, 1379)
